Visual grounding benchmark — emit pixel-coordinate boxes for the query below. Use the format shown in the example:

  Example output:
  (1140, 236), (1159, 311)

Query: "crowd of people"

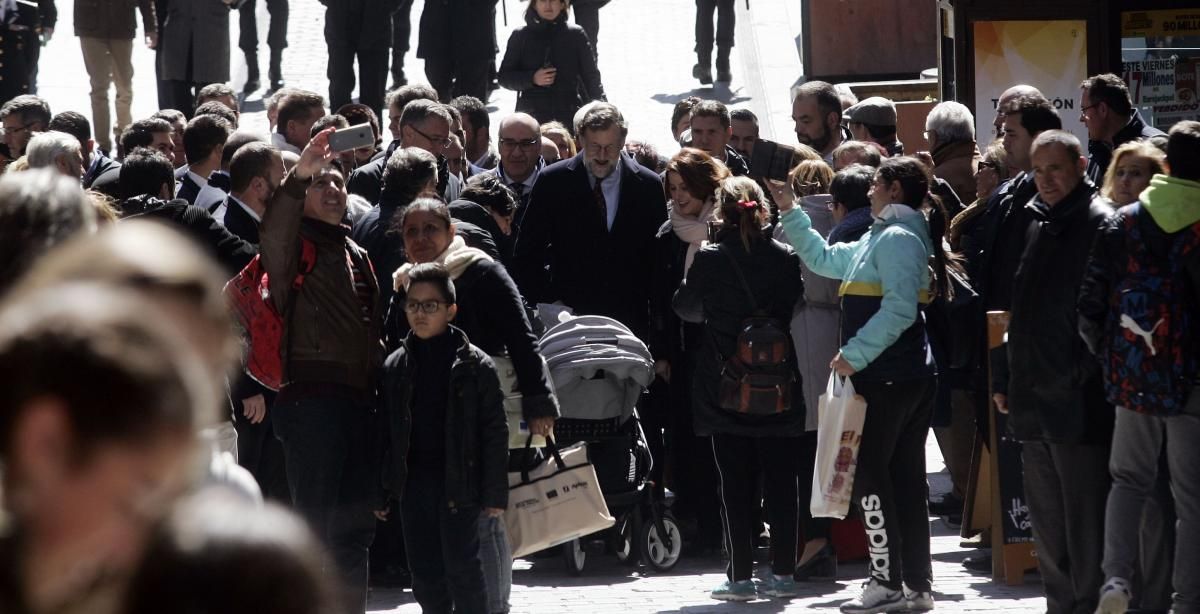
(0, 2), (1198, 614)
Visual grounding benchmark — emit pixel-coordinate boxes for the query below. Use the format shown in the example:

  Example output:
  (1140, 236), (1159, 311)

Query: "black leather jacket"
(1007, 181), (1114, 444)
(381, 326), (509, 510)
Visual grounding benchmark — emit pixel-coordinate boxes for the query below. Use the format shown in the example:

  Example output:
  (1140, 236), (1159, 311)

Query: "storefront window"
(1122, 9), (1200, 130)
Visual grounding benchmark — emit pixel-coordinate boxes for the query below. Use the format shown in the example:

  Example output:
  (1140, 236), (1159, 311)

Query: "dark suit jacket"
(513, 151), (667, 338)
(84, 154), (122, 198)
(222, 197), (260, 245)
(177, 173), (201, 205)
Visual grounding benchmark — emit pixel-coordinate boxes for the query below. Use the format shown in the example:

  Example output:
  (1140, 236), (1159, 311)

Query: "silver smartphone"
(328, 123), (375, 152)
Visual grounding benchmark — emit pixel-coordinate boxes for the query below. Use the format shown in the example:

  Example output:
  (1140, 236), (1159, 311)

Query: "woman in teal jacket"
(777, 156), (948, 613)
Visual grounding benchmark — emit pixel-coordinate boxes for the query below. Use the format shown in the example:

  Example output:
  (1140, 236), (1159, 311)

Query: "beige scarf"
(392, 235), (493, 291)
(669, 200), (715, 274)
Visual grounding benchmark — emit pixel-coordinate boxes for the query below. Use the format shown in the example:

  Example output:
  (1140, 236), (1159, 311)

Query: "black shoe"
(370, 565), (411, 588)
(244, 52), (261, 94)
(716, 47), (732, 82)
(962, 552), (991, 573)
(794, 543), (837, 580)
(693, 63), (713, 85)
(928, 493), (963, 516)
(269, 78), (285, 92)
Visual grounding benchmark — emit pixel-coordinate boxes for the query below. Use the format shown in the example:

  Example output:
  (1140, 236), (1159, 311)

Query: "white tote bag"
(491, 355), (554, 450)
(810, 373), (868, 519)
(505, 437), (615, 558)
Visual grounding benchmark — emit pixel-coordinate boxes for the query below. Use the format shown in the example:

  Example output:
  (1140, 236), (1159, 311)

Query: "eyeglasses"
(404, 300), (449, 314)
(1080, 103), (1100, 119)
(411, 126), (452, 149)
(978, 161), (998, 171)
(0, 122), (36, 137)
(499, 138), (539, 150)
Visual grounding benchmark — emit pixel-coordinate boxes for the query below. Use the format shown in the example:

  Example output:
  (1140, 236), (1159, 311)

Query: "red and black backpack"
(224, 239), (318, 391)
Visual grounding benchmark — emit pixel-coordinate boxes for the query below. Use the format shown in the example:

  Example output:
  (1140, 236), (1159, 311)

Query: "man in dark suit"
(223, 141), (283, 244)
(48, 111), (121, 197)
(318, 0), (400, 122)
(220, 140), (290, 503)
(177, 114), (232, 205)
(514, 102), (667, 338)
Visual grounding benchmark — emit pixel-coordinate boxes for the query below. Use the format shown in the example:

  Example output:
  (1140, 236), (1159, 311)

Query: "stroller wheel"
(613, 516), (637, 566)
(562, 539), (586, 576)
(640, 513), (683, 572)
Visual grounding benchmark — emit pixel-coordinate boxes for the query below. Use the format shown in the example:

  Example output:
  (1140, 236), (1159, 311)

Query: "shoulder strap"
(717, 244), (760, 312)
(293, 238), (318, 290)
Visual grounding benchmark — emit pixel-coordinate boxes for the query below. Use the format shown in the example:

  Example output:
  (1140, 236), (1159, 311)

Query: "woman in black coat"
(649, 148), (729, 553)
(498, 0), (606, 131)
(673, 176), (806, 601)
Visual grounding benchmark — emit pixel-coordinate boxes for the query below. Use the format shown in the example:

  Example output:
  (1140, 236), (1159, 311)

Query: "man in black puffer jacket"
(1005, 130), (1114, 614)
(117, 147), (256, 277)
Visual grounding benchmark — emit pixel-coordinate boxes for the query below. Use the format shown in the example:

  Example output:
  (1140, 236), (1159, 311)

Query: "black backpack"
(714, 246), (796, 415)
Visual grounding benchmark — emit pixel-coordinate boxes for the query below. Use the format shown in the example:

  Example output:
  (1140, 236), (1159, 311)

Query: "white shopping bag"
(491, 355), (555, 449)
(505, 437), (615, 558)
(810, 373), (867, 519)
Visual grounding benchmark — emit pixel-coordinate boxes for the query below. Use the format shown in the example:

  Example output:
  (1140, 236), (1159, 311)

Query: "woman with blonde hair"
(540, 120), (576, 161)
(1101, 141), (1166, 206)
(674, 175), (806, 601)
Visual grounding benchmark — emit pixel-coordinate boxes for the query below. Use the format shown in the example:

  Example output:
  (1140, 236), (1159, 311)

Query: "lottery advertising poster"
(973, 20), (1089, 149)
(1122, 10), (1200, 130)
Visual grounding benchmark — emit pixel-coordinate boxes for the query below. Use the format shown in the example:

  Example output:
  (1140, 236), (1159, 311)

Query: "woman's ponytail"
(715, 176), (769, 251)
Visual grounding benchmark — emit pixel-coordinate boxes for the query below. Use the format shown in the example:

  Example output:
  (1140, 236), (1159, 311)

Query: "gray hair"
(25, 131), (81, 170)
(1031, 129), (1084, 160)
(925, 101), (975, 144)
(399, 99), (453, 134)
(575, 102), (628, 139)
(0, 169), (96, 295)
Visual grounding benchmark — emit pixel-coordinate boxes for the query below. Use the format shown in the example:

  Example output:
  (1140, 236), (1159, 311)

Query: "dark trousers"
(694, 0), (735, 61)
(390, 0), (414, 85)
(239, 0), (289, 53)
(711, 433), (801, 581)
(400, 469), (488, 614)
(795, 430), (832, 542)
(852, 376), (935, 592)
(327, 41), (388, 123)
(23, 31), (40, 94)
(1022, 440), (1110, 614)
(424, 49), (491, 103)
(233, 395), (290, 502)
(273, 395), (377, 614)
(573, 5), (600, 59)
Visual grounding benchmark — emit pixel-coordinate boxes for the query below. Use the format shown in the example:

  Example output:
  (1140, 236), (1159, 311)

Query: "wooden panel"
(896, 101), (936, 155)
(806, 0), (938, 79)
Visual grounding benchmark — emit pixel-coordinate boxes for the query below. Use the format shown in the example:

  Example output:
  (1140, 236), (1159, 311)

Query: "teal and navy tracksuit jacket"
(779, 203), (937, 382)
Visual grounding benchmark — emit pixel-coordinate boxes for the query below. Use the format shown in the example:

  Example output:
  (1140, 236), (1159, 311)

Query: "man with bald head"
(488, 113), (544, 218)
(992, 84), (1043, 139)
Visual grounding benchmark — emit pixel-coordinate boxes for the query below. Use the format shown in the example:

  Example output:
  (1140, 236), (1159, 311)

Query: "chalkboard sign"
(993, 410), (1033, 544)
(987, 311), (1037, 584)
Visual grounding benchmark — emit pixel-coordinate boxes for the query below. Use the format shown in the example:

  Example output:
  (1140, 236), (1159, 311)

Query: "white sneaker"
(839, 579), (907, 613)
(1095, 577), (1131, 614)
(903, 584), (935, 611)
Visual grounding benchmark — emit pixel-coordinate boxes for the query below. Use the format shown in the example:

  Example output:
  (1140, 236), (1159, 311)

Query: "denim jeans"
(273, 396), (376, 614)
(478, 514), (512, 613)
(1103, 396), (1200, 614)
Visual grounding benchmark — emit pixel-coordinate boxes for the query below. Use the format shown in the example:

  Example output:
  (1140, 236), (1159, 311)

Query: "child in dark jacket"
(381, 263), (509, 614)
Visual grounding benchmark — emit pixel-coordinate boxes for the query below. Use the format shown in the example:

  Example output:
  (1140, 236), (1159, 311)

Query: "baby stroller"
(538, 314), (683, 575)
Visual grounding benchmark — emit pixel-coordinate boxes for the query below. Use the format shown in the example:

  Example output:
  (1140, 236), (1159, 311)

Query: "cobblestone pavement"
(366, 434), (1046, 613)
(39, 3), (1047, 612)
(38, 0), (804, 151)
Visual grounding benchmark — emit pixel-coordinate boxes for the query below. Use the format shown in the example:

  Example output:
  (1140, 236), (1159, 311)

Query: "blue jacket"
(779, 204), (936, 381)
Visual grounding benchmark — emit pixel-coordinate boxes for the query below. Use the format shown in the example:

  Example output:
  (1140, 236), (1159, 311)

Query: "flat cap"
(844, 96), (897, 127)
